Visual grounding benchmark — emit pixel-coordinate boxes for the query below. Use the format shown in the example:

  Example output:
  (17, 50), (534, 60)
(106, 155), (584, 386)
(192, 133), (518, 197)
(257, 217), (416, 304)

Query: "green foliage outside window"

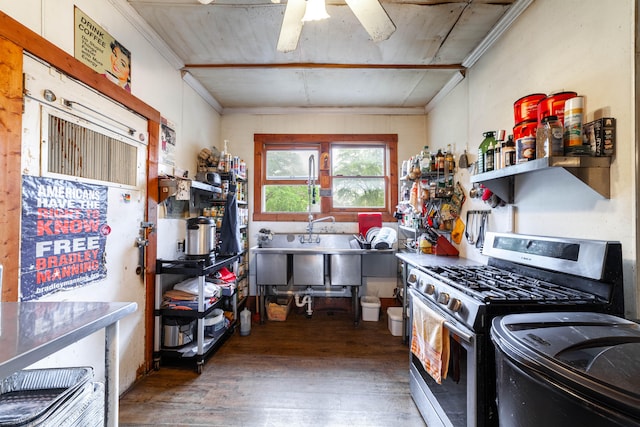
(264, 185), (320, 213)
(263, 145), (386, 212)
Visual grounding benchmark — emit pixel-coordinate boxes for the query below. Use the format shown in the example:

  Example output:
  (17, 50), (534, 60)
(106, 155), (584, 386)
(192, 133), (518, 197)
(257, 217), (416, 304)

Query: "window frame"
(253, 134), (398, 223)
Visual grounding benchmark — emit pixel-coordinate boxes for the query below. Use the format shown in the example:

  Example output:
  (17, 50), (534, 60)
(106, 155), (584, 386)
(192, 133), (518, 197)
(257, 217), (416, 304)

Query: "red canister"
(537, 91), (578, 126)
(513, 119), (538, 141)
(514, 93), (546, 124)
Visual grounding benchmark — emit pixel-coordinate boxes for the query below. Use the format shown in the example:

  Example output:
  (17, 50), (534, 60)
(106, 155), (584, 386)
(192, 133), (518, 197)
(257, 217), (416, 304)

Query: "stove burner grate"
(427, 265), (600, 303)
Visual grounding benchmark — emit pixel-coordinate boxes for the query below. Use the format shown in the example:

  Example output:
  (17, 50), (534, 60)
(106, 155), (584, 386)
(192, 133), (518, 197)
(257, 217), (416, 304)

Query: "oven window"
(412, 338), (468, 426)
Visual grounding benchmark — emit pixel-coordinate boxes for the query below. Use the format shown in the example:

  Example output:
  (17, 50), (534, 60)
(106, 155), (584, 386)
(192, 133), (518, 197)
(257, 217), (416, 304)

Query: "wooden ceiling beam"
(183, 62), (466, 70)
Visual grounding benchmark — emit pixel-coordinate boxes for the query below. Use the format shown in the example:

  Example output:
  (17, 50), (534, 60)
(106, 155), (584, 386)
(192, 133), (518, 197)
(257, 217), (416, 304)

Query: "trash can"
(491, 312), (640, 427)
(387, 306), (403, 336)
(360, 296), (381, 321)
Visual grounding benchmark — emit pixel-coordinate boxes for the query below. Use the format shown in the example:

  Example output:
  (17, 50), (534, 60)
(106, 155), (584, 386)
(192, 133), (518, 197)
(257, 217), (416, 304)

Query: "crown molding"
(108, 0), (184, 70)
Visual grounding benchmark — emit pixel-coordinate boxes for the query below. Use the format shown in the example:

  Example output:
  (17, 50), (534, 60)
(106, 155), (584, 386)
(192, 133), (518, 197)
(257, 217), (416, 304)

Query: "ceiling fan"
(276, 0), (396, 53)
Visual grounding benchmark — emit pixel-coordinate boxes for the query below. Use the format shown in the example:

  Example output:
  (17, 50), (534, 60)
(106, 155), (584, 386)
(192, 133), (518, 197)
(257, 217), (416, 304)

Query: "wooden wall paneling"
(0, 37), (23, 302)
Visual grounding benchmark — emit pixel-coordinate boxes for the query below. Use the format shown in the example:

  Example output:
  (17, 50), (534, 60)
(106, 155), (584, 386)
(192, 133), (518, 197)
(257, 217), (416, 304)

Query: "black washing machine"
(491, 312), (640, 427)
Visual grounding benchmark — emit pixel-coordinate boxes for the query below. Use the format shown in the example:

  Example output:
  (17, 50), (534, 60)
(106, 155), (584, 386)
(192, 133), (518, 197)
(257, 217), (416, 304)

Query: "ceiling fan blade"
(277, 0), (307, 53)
(345, 0), (396, 42)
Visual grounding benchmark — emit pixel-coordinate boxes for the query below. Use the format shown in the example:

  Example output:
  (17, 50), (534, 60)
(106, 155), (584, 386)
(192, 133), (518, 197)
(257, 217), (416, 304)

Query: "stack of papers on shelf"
(162, 290), (218, 310)
(161, 277), (222, 311)
(173, 277), (221, 298)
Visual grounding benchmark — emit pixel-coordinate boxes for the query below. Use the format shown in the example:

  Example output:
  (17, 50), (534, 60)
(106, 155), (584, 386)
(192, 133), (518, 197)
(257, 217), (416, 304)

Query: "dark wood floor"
(119, 304), (426, 427)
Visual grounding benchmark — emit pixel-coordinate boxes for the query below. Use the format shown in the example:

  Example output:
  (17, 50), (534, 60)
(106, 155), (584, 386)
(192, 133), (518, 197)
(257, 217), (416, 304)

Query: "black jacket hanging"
(219, 184), (242, 255)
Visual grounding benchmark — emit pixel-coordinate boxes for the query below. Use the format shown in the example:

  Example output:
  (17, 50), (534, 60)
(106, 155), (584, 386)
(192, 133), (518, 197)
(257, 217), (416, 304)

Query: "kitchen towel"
(411, 296), (450, 384)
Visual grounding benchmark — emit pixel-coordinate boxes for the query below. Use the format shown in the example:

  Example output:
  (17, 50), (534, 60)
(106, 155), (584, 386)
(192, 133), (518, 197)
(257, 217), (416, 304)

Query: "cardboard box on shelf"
(584, 117), (615, 157)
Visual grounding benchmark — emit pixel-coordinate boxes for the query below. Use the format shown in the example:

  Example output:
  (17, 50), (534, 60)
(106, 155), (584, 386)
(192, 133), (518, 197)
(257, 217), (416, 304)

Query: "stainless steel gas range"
(405, 232), (625, 427)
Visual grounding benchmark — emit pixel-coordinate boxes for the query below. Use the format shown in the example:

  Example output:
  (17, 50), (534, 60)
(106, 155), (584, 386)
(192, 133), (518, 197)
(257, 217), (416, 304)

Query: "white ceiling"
(124, 0), (528, 114)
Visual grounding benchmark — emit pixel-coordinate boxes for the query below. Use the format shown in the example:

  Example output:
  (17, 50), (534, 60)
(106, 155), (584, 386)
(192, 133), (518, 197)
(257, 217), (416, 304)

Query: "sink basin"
(258, 233), (358, 251)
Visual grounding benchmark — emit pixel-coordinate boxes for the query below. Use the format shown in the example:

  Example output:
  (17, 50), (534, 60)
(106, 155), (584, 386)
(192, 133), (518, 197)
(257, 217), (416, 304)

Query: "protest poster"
(20, 175), (109, 300)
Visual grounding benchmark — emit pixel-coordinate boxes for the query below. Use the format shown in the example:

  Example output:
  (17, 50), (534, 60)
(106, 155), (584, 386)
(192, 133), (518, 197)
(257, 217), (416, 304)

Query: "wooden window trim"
(253, 134), (398, 223)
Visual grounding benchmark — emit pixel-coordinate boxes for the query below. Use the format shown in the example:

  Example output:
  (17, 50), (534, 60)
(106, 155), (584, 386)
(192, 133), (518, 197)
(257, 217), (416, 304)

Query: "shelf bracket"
(479, 176), (514, 204)
(563, 166), (610, 198)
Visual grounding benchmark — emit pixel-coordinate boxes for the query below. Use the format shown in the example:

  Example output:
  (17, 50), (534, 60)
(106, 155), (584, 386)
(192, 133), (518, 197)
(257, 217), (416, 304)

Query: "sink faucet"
(307, 215), (336, 233)
(301, 154), (336, 243)
(302, 216), (335, 243)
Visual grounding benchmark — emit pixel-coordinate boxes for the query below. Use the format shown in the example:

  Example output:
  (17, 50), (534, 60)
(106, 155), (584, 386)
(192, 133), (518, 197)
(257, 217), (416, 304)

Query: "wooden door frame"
(0, 11), (160, 375)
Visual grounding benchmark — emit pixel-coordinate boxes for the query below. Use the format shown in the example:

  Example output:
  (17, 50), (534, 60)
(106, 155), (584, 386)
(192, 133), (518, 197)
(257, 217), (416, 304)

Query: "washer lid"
(491, 312), (640, 401)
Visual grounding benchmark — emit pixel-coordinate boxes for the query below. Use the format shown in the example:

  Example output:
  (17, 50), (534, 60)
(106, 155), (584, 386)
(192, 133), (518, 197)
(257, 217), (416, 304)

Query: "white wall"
(426, 0), (637, 318)
(1, 0), (221, 392)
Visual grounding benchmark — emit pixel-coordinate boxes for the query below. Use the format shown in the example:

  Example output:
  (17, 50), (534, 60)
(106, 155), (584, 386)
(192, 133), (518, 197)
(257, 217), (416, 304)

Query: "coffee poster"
(74, 7), (132, 92)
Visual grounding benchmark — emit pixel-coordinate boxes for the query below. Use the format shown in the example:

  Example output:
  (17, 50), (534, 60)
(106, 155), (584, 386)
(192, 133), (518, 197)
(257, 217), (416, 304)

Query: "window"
(254, 134), (398, 222)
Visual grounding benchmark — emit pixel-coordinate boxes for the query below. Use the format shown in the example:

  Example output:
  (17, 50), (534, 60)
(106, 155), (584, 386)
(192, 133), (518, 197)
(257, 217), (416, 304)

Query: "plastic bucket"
(514, 93), (546, 124)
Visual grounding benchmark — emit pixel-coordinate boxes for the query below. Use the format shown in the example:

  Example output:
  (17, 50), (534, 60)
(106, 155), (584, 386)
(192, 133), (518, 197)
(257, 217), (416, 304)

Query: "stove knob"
(408, 272), (417, 284)
(448, 298), (462, 312)
(424, 283), (435, 295)
(437, 292), (450, 305)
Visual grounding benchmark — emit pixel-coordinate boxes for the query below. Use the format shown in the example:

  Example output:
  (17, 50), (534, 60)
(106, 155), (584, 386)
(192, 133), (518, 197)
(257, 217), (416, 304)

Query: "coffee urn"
(185, 216), (216, 259)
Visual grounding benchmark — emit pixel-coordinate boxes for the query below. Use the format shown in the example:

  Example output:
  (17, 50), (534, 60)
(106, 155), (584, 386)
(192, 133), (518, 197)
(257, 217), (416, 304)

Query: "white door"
(20, 55), (148, 388)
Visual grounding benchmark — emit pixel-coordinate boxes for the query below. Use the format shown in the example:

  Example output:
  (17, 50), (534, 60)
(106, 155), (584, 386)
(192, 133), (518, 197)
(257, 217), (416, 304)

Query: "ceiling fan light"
(198, 0), (214, 4)
(302, 0), (330, 22)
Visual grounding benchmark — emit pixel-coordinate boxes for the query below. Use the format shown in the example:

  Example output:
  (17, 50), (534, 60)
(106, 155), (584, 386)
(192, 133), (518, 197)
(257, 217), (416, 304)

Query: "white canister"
(563, 96), (588, 154)
(240, 307), (251, 336)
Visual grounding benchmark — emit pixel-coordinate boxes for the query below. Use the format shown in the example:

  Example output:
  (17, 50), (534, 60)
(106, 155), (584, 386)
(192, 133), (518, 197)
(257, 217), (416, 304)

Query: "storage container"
(361, 296), (381, 321)
(267, 296), (292, 321)
(513, 93), (546, 123)
(358, 212), (382, 237)
(387, 307), (403, 336)
(204, 308), (226, 338)
(163, 317), (195, 347)
(537, 91), (578, 126)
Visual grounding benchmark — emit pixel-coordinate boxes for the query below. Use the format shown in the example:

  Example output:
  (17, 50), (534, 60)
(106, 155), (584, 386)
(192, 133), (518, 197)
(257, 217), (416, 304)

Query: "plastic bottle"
(485, 140), (495, 172)
(445, 146), (455, 173)
(477, 131), (496, 173)
(502, 135), (516, 167)
(563, 96), (587, 155)
(420, 146), (431, 174)
(494, 141), (501, 170)
(436, 149), (445, 172)
(494, 132), (505, 170)
(401, 160), (409, 177)
(218, 139), (229, 172)
(240, 307), (251, 336)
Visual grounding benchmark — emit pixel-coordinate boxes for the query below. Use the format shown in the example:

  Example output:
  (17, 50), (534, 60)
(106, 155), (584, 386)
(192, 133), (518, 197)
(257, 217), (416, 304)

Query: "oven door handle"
(443, 320), (474, 343)
(409, 288), (474, 343)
